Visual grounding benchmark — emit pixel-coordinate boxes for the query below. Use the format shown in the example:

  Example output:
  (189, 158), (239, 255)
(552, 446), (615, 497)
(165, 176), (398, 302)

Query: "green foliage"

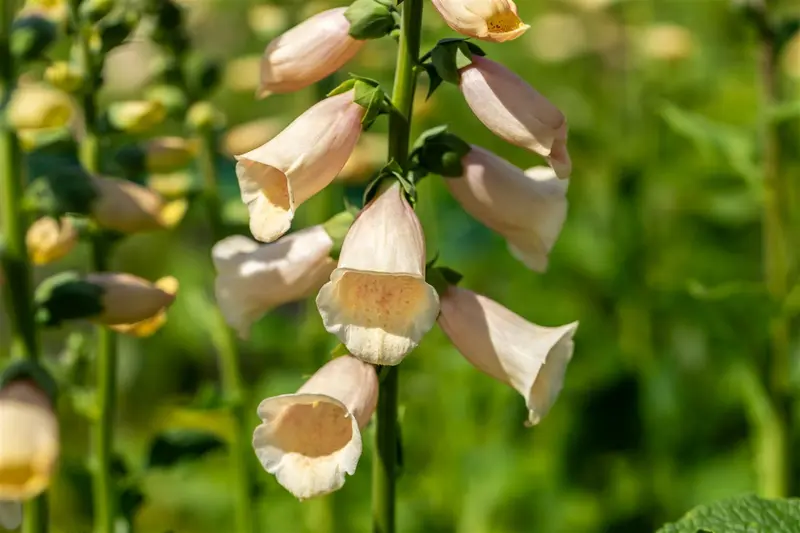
(657, 495), (800, 533)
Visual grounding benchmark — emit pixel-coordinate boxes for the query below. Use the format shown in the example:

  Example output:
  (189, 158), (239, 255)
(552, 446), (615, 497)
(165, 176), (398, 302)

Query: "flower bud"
(253, 355), (378, 500)
(236, 90), (364, 242)
(107, 100), (166, 133)
(110, 276), (179, 337)
(26, 216), (78, 266)
(0, 380), (59, 499)
(44, 61), (85, 93)
(88, 272), (176, 326)
(445, 148), (568, 272)
(431, 0), (528, 42)
(258, 8), (365, 97)
(90, 176), (187, 233)
(459, 56), (571, 178)
(213, 225), (337, 338)
(316, 182), (440, 365)
(0, 501), (21, 530)
(6, 84), (74, 131)
(438, 286), (578, 426)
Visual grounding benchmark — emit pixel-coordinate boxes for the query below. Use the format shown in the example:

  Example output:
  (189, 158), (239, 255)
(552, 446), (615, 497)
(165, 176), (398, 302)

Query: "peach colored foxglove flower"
(431, 0), (529, 42)
(459, 56), (571, 178)
(259, 8), (365, 97)
(26, 217), (78, 265)
(91, 176), (188, 234)
(0, 501), (21, 530)
(109, 276), (179, 337)
(253, 355), (378, 500)
(213, 226), (336, 338)
(445, 150), (568, 272)
(87, 273), (177, 327)
(236, 91), (364, 243)
(316, 183), (440, 365)
(438, 286), (577, 425)
(0, 381), (59, 500)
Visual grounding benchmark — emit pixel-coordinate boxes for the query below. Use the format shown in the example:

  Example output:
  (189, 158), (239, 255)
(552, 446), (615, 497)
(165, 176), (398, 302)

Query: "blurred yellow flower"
(91, 176), (187, 233)
(7, 84), (73, 131)
(638, 24), (694, 62)
(248, 4), (289, 38)
(26, 217), (78, 266)
(225, 55), (262, 93)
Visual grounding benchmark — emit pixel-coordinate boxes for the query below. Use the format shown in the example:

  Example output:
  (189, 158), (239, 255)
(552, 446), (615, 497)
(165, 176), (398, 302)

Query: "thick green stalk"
(198, 131), (255, 533)
(753, 0), (791, 498)
(1, 1), (49, 531)
(373, 1), (423, 531)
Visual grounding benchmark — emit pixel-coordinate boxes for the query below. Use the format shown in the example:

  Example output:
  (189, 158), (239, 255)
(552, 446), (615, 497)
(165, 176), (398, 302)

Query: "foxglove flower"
(91, 176), (188, 233)
(459, 56), (571, 178)
(213, 226), (336, 338)
(253, 355), (378, 499)
(0, 381), (59, 500)
(109, 276), (179, 337)
(431, 0), (529, 42)
(259, 8), (365, 97)
(236, 91), (364, 243)
(438, 286), (577, 425)
(316, 183), (440, 365)
(445, 150), (568, 272)
(87, 273), (177, 327)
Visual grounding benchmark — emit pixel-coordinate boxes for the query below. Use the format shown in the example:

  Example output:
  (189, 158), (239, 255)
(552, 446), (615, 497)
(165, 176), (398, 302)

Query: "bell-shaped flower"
(459, 56), (571, 178)
(109, 276), (179, 337)
(253, 355), (378, 500)
(26, 216), (78, 265)
(213, 225), (336, 338)
(91, 176), (188, 233)
(259, 8), (365, 97)
(445, 149), (568, 272)
(431, 0), (529, 42)
(438, 285), (577, 426)
(316, 183), (440, 365)
(0, 381), (59, 500)
(0, 501), (21, 530)
(236, 91), (364, 243)
(87, 273), (177, 327)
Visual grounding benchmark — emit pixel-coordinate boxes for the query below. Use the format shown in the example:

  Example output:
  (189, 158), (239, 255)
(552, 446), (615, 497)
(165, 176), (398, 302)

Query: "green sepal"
(345, 0), (397, 40)
(10, 15), (57, 62)
(327, 78), (358, 97)
(24, 164), (99, 218)
(322, 211), (356, 260)
(353, 79), (389, 128)
(422, 64), (443, 99)
(425, 266), (463, 296)
(363, 159), (416, 205)
(409, 126), (471, 177)
(424, 39), (486, 86)
(330, 343), (350, 358)
(34, 271), (105, 327)
(0, 359), (59, 404)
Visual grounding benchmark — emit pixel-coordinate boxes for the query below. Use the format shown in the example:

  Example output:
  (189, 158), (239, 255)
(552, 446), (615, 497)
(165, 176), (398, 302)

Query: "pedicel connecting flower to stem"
(223, 0), (579, 523)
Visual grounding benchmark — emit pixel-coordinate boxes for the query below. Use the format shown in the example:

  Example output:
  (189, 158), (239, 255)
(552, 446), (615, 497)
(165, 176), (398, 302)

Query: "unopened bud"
(6, 84), (74, 131)
(44, 61), (85, 93)
(26, 216), (78, 265)
(107, 100), (166, 133)
(344, 0), (397, 40)
(10, 14), (57, 62)
(90, 176), (187, 233)
(110, 276), (179, 337)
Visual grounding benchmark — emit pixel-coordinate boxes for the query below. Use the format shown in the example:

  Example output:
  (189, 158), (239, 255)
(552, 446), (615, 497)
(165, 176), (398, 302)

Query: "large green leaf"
(657, 495), (800, 533)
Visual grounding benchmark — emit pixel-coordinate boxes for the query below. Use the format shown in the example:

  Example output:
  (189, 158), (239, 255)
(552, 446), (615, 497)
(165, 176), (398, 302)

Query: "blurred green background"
(3, 0), (800, 531)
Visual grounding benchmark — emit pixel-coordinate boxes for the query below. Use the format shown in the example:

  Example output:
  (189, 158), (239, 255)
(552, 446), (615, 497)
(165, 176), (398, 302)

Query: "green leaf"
(657, 494), (800, 533)
(422, 64), (443, 99)
(660, 103), (759, 186)
(454, 42), (473, 69)
(430, 43), (460, 84)
(146, 429), (226, 469)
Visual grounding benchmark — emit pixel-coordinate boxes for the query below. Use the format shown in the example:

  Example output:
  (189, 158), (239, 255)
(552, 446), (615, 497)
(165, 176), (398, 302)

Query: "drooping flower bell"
(316, 182), (440, 365)
(26, 216), (78, 266)
(258, 8), (365, 97)
(459, 56), (571, 178)
(253, 355), (378, 500)
(0, 380), (59, 500)
(437, 285), (577, 426)
(236, 90), (364, 243)
(431, 0), (529, 42)
(213, 221), (343, 338)
(445, 150), (568, 272)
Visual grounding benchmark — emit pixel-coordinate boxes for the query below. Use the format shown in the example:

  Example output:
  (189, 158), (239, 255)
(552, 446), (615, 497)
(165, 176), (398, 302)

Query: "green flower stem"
(68, 0), (119, 527)
(373, 0), (423, 531)
(1, 1), (49, 531)
(755, 0), (791, 499)
(198, 130), (256, 533)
